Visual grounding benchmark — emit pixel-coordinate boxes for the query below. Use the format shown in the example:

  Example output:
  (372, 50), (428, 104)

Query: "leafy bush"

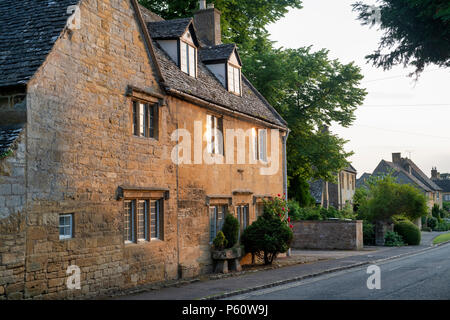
(212, 231), (228, 250)
(287, 200), (302, 221)
(434, 222), (450, 232)
(394, 221), (421, 245)
(363, 221), (375, 245)
(304, 208), (322, 220)
(241, 197), (293, 265)
(443, 201), (450, 213)
(222, 214), (239, 248)
(427, 216), (438, 230)
(384, 231), (405, 247)
(421, 226), (432, 232)
(421, 215), (427, 226)
(432, 204), (441, 219)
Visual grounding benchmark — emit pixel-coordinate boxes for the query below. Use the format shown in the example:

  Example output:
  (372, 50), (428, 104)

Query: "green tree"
(357, 174), (428, 223)
(353, 0), (450, 76)
(139, 0), (303, 50)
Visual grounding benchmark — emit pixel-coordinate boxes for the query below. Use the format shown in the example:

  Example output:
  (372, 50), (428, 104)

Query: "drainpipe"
(282, 129), (291, 256)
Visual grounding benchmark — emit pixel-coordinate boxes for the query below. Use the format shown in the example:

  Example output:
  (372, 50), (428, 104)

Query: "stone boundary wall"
(291, 220), (363, 250)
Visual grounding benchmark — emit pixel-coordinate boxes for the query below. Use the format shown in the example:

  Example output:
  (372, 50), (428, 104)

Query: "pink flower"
(277, 194), (281, 197)
(282, 207), (285, 211)
(288, 217), (291, 222)
(289, 224), (293, 229)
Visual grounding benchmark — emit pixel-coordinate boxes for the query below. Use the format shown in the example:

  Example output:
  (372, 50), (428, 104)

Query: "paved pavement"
(112, 232), (449, 300)
(229, 242), (450, 300)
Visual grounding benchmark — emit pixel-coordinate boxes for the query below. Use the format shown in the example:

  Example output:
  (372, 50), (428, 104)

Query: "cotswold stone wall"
(291, 220), (363, 250)
(21, 0), (177, 299)
(0, 130), (26, 300)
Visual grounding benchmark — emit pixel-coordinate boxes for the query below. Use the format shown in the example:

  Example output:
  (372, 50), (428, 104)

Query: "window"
(209, 205), (227, 243)
(59, 214), (73, 240)
(206, 114), (224, 155)
(227, 64), (241, 95)
(133, 101), (157, 139)
(255, 203), (264, 218)
(124, 199), (163, 243)
(236, 205), (249, 238)
(180, 41), (196, 77)
(252, 129), (267, 162)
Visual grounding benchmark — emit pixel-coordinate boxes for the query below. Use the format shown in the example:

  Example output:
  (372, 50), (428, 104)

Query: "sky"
(267, 0), (450, 178)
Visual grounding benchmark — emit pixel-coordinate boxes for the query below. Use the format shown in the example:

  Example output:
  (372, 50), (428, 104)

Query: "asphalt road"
(228, 242), (450, 300)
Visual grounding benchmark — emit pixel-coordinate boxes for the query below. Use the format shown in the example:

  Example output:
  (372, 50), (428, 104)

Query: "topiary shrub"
(394, 221), (421, 245)
(427, 216), (438, 230)
(384, 231), (404, 247)
(212, 231), (228, 250)
(222, 214), (239, 248)
(363, 221), (375, 245)
(241, 197), (293, 265)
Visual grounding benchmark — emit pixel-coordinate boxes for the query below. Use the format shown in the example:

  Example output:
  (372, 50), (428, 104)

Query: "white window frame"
(227, 63), (241, 95)
(206, 114), (223, 155)
(59, 214), (73, 240)
(180, 41), (197, 78)
(124, 198), (163, 244)
(258, 129), (267, 163)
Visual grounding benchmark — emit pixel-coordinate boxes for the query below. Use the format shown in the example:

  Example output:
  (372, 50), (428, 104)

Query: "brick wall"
(291, 220), (363, 250)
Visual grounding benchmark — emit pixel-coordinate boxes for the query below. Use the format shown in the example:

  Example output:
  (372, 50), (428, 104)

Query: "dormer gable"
(147, 18), (200, 78)
(199, 44), (242, 95)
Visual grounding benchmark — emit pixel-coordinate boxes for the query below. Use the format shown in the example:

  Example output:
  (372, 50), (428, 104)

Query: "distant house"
(372, 153), (443, 210)
(310, 165), (357, 210)
(356, 172), (371, 189)
(431, 168), (450, 202)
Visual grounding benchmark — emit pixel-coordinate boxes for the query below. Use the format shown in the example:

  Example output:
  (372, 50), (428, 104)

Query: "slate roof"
(0, 0), (80, 88)
(0, 125), (23, 155)
(356, 173), (371, 188)
(199, 44), (238, 63)
(434, 179), (450, 193)
(152, 41), (287, 127)
(373, 159), (441, 192)
(147, 18), (193, 39)
(343, 164), (357, 174)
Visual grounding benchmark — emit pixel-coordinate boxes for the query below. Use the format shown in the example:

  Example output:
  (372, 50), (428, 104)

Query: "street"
(228, 243), (450, 300)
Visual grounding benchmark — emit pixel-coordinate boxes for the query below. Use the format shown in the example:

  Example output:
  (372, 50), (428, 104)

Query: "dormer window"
(227, 63), (241, 95)
(180, 41), (197, 78)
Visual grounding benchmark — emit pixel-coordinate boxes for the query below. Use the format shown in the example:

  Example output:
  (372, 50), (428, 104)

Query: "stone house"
(431, 168), (450, 203)
(0, 0), (288, 299)
(372, 153), (443, 212)
(309, 164), (357, 210)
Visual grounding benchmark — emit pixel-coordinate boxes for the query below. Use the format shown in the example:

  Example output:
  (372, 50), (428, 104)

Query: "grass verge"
(433, 233), (450, 245)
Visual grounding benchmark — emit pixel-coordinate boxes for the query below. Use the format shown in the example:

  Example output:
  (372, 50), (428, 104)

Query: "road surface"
(228, 242), (450, 300)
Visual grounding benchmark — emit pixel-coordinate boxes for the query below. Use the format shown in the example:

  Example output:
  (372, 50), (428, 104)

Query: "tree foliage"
(353, 0), (450, 76)
(356, 174), (428, 223)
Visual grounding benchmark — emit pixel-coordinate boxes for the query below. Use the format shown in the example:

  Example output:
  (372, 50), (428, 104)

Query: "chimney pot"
(392, 152), (401, 164)
(199, 0), (206, 10)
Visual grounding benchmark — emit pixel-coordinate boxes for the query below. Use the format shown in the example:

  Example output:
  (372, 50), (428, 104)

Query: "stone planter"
(211, 247), (243, 274)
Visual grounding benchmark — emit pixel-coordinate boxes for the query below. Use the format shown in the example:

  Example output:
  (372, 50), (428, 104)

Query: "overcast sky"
(267, 0), (450, 178)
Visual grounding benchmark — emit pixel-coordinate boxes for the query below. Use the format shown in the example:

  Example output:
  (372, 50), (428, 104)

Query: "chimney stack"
(431, 167), (440, 180)
(194, 1), (222, 46)
(392, 153), (401, 164)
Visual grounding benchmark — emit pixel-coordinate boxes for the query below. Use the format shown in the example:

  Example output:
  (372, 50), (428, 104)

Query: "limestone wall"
(291, 220), (363, 250)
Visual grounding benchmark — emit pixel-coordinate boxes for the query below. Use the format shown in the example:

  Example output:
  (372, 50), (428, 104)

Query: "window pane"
(188, 45), (196, 77)
(124, 201), (133, 242)
(209, 207), (217, 242)
(234, 67), (240, 94)
(139, 103), (145, 137)
(132, 101), (138, 136)
(150, 200), (157, 239)
(180, 43), (188, 73)
(228, 65), (234, 92)
(259, 129), (267, 162)
(137, 200), (146, 240)
(149, 105), (155, 138)
(213, 116), (219, 155)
